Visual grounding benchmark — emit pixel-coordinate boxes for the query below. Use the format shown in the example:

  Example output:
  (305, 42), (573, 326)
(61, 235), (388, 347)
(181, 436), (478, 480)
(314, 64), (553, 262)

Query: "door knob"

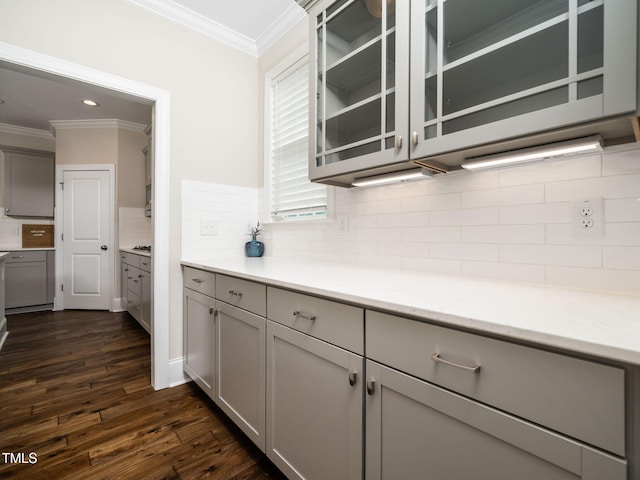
(101, 245), (108, 250)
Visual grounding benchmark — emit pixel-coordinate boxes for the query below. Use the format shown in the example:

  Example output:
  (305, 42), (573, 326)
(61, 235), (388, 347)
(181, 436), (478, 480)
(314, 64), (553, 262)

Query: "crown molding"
(50, 119), (148, 135)
(0, 122), (54, 140)
(127, 0), (257, 56)
(256, 4), (307, 56)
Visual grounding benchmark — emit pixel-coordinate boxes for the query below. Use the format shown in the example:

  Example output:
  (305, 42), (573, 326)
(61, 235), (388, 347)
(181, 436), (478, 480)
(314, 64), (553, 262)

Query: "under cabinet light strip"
(461, 135), (603, 171)
(352, 168), (432, 187)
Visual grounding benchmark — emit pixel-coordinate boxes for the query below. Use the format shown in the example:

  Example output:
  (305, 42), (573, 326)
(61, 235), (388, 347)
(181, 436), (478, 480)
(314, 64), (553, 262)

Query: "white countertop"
(0, 247), (55, 251)
(120, 248), (151, 257)
(182, 257), (640, 366)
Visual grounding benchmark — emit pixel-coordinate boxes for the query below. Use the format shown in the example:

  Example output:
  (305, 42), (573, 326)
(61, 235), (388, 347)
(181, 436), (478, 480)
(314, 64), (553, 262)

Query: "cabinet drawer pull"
(348, 370), (357, 387)
(11, 255), (23, 259)
(366, 378), (375, 396)
(293, 310), (316, 321)
(411, 131), (419, 145)
(228, 290), (243, 297)
(191, 278), (204, 284)
(431, 353), (481, 374)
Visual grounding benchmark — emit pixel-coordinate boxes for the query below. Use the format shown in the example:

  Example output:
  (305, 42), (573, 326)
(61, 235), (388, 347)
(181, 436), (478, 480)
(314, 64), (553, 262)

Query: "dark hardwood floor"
(0, 310), (286, 479)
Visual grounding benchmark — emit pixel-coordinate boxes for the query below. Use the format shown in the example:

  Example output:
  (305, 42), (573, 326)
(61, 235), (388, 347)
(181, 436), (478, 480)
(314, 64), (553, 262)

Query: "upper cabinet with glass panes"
(307, 0), (638, 186)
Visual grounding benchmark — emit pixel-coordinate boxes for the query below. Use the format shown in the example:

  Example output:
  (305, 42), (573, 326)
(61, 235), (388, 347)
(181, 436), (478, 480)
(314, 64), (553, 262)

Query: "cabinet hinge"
(61, 233), (64, 241)
(59, 181), (64, 190)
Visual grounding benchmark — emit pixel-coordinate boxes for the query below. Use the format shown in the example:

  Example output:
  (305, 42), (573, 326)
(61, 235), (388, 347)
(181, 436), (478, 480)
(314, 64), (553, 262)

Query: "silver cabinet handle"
(293, 310), (316, 321)
(191, 278), (204, 284)
(431, 353), (481, 374)
(395, 136), (402, 149)
(366, 378), (375, 396)
(411, 131), (419, 145)
(11, 255), (23, 259)
(348, 370), (357, 387)
(228, 290), (243, 297)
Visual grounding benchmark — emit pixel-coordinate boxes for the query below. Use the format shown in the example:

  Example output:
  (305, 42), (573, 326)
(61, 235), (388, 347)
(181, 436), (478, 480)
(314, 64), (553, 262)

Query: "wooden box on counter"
(22, 224), (54, 248)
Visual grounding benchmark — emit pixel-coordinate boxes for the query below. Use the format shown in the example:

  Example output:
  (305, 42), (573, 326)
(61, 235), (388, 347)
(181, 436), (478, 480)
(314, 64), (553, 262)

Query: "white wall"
(0, 0), (260, 361)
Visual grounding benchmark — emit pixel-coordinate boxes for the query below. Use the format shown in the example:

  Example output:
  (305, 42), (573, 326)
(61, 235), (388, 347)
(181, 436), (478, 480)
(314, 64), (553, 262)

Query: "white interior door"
(62, 169), (111, 310)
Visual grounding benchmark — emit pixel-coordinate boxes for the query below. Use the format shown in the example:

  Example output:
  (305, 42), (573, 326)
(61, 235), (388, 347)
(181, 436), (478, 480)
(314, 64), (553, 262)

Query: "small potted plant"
(244, 222), (264, 257)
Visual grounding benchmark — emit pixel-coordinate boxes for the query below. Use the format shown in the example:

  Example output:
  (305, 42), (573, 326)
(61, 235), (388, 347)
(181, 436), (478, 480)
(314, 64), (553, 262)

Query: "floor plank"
(0, 310), (286, 479)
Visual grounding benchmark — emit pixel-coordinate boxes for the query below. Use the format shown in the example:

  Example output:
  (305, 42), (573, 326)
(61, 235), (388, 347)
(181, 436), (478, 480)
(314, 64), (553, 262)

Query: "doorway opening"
(0, 42), (172, 390)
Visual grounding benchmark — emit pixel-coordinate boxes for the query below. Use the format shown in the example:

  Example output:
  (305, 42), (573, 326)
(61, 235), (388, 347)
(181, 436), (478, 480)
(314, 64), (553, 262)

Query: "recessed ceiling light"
(81, 99), (100, 107)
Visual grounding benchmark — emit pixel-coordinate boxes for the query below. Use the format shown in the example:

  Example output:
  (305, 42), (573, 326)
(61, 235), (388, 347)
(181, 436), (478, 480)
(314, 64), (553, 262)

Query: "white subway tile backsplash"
(429, 207), (499, 226)
(546, 266), (640, 294)
(604, 246), (640, 271)
(430, 243), (499, 262)
(461, 184), (544, 208)
(498, 155), (601, 186)
(605, 198), (640, 222)
(462, 225), (545, 244)
(500, 245), (602, 268)
(182, 145), (640, 294)
(602, 148), (640, 176)
(500, 203), (570, 225)
(401, 226), (460, 243)
(545, 174), (640, 202)
(462, 261), (546, 284)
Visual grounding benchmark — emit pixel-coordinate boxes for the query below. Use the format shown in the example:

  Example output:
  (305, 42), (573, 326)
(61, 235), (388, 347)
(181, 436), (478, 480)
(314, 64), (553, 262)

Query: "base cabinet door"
(266, 320), (363, 480)
(365, 360), (626, 480)
(183, 287), (216, 400)
(120, 261), (128, 311)
(216, 301), (266, 451)
(140, 269), (151, 333)
(5, 261), (47, 308)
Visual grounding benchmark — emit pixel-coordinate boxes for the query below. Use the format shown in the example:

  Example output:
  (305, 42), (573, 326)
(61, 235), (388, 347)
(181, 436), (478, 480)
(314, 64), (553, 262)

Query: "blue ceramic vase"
(244, 237), (264, 257)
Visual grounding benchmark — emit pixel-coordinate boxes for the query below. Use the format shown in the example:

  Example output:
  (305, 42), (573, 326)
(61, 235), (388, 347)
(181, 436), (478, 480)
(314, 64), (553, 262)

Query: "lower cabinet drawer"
(127, 290), (141, 321)
(366, 310), (626, 456)
(215, 274), (266, 316)
(7, 251), (47, 263)
(127, 266), (142, 297)
(267, 287), (364, 355)
(183, 266), (215, 298)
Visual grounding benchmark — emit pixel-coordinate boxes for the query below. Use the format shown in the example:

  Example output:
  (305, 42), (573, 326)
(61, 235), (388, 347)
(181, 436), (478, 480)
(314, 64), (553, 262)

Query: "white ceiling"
(0, 0), (304, 134)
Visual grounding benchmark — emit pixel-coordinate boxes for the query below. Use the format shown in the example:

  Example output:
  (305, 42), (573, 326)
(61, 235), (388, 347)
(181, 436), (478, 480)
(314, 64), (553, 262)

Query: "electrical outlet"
(200, 219), (218, 236)
(337, 214), (349, 235)
(572, 197), (604, 237)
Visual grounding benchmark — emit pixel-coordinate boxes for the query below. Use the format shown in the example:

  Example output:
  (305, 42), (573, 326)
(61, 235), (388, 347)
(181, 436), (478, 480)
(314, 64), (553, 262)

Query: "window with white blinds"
(268, 56), (327, 220)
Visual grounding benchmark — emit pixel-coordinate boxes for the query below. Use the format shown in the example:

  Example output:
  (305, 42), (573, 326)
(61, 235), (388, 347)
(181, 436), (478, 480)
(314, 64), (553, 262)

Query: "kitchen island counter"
(182, 257), (640, 366)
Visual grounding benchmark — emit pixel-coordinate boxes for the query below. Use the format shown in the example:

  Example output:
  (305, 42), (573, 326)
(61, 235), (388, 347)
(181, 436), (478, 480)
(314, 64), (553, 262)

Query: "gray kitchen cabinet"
(266, 287), (364, 480)
(365, 309), (628, 479)
(120, 251), (151, 333)
(365, 359), (626, 480)
(5, 250), (54, 312)
(215, 275), (266, 451)
(308, 0), (638, 185)
(183, 266), (217, 400)
(0, 255), (6, 351)
(2, 146), (55, 217)
(139, 259), (151, 333)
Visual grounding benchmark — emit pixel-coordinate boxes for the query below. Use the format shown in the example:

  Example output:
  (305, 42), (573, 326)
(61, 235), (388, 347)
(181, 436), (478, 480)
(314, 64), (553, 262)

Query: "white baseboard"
(168, 356), (190, 388)
(112, 297), (125, 312)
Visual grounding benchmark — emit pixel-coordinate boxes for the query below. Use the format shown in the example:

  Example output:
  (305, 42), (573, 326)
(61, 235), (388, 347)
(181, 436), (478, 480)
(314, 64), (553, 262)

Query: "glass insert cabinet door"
(409, 0), (637, 160)
(310, 0), (410, 183)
